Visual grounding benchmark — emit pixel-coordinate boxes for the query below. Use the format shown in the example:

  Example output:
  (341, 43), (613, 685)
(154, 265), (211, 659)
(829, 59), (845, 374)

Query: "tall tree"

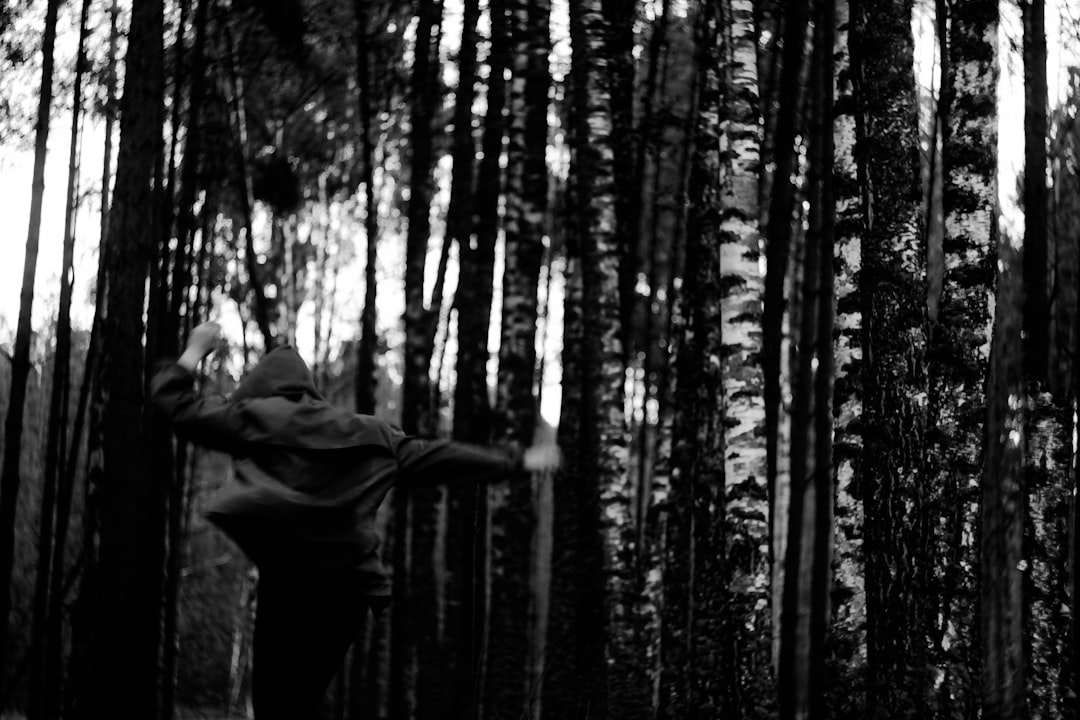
(981, 214), (1025, 720)
(760, 0), (812, 678)
(27, 0), (93, 716)
(76, 0), (166, 715)
(1022, 0), (1048, 375)
(926, 1), (998, 716)
(827, 0), (868, 714)
(541, 0), (588, 712)
(717, 0), (772, 708)
(564, 0), (637, 716)
(778, 1), (834, 716)
(659, 2), (728, 714)
(0, 0), (62, 684)
(1018, 2), (1071, 716)
(354, 0), (379, 416)
(445, 0), (498, 714)
(850, 1), (930, 715)
(391, 1), (444, 716)
(483, 0), (550, 717)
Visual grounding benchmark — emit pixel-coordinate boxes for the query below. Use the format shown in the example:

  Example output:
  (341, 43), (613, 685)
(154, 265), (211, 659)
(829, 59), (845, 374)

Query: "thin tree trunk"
(436, 0), (486, 713)
(0, 0), (62, 682)
(1023, 0), (1048, 377)
(539, 1), (586, 708)
(392, 2), (444, 717)
(483, 0), (549, 716)
(354, 0), (379, 415)
(762, 0), (809, 678)
(826, 0), (868, 714)
(778, 2), (834, 716)
(65, 2), (119, 712)
(27, 0), (92, 716)
(223, 23), (276, 351)
(170, 0), (211, 336)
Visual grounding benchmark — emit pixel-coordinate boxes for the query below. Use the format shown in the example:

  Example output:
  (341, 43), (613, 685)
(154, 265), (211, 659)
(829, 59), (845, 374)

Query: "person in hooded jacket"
(150, 321), (561, 719)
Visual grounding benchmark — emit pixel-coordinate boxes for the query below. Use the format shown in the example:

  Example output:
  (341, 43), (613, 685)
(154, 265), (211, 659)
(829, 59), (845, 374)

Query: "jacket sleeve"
(149, 361), (245, 452)
(393, 435), (524, 488)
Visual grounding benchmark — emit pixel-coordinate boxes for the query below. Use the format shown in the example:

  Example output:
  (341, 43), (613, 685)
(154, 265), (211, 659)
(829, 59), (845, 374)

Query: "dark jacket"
(149, 346), (520, 596)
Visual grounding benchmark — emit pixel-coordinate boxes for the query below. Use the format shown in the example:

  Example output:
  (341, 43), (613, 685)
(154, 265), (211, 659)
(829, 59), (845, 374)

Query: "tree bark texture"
(449, 0), (508, 713)
(850, 1), (931, 716)
(982, 231), (1026, 720)
(927, 3), (998, 717)
(484, 0), (549, 716)
(827, 2), (868, 715)
(80, 0), (166, 716)
(393, 2), (443, 717)
(718, 0), (773, 710)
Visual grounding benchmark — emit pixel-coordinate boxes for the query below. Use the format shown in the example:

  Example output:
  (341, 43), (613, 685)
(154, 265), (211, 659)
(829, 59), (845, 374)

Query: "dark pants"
(251, 570), (382, 719)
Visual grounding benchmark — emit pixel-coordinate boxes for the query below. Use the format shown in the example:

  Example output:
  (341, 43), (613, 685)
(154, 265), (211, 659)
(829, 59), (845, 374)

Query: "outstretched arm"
(394, 436), (561, 487)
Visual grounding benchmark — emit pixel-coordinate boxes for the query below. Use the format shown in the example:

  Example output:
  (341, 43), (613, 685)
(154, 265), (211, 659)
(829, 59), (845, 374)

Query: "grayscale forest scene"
(0, 0), (1078, 717)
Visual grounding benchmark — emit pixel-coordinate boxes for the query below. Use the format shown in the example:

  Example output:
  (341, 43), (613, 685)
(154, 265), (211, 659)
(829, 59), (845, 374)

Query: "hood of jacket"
(227, 345), (395, 451)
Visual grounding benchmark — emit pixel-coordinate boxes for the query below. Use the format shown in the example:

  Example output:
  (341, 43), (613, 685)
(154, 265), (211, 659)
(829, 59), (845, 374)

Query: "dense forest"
(1, 0), (1079, 717)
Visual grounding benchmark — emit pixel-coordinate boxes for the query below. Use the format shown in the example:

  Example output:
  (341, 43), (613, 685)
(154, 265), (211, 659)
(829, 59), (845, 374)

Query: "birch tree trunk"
(718, 0), (772, 708)
(827, 2), (868, 715)
(541, 6), (587, 710)
(484, 1), (549, 716)
(0, 0), (62, 682)
(850, 1), (931, 715)
(926, 3), (997, 717)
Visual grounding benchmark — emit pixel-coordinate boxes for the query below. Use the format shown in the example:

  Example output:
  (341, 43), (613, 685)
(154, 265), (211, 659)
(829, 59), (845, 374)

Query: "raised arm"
(150, 322), (243, 452)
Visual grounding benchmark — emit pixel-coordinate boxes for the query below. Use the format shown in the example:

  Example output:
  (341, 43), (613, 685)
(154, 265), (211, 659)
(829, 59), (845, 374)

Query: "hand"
(178, 321), (222, 372)
(522, 443), (561, 473)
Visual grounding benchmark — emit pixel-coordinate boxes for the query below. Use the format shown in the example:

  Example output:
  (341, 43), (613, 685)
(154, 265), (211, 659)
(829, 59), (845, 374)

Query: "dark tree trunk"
(440, 0), (487, 714)
(446, 0), (508, 709)
(483, 0), (549, 716)
(77, 0), (166, 716)
(850, 2), (931, 717)
(0, 0), (62, 683)
(354, 0), (379, 416)
(65, 2), (119, 713)
(1022, 0), (1048, 378)
(392, 2), (444, 717)
(26, 0), (92, 716)
(778, 2), (834, 716)
(761, 7), (809, 667)
(982, 233), (1026, 720)
(540, 2), (587, 710)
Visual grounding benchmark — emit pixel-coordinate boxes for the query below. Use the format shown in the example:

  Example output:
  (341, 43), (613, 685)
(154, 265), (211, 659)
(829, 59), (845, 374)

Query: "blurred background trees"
(1, 0), (1079, 718)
